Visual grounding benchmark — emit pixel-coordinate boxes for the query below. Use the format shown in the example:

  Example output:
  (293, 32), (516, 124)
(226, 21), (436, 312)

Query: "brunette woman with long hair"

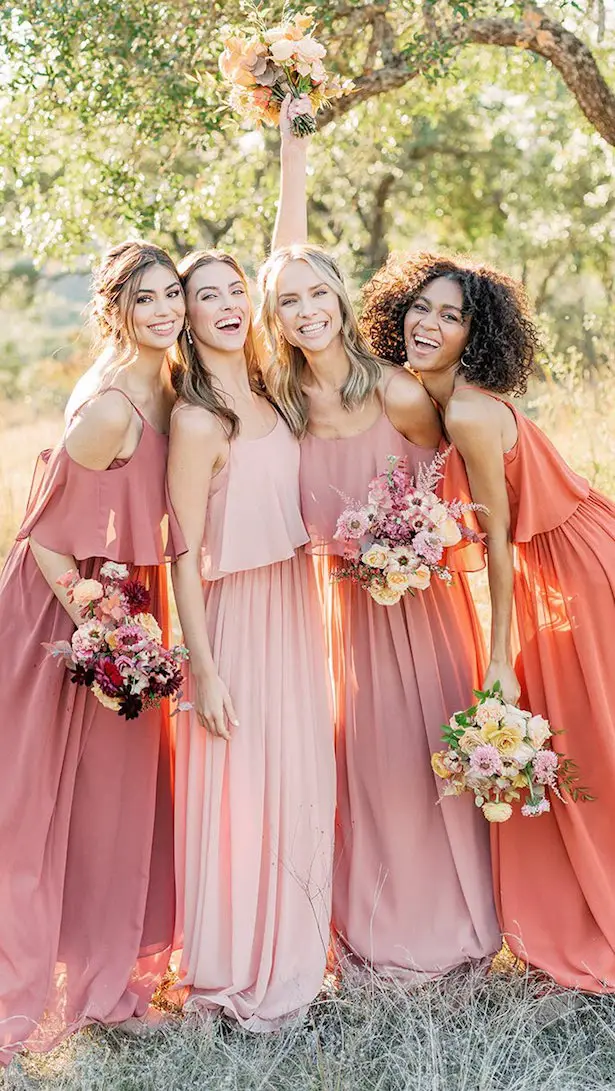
(0, 241), (187, 1062)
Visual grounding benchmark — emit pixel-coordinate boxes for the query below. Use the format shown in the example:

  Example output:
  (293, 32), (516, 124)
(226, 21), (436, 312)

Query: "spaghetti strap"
(68, 386), (146, 425)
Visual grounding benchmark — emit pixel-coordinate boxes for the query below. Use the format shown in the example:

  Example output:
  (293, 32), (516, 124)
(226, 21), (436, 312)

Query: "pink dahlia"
(469, 745), (503, 777)
(521, 797), (551, 817)
(532, 749), (559, 785)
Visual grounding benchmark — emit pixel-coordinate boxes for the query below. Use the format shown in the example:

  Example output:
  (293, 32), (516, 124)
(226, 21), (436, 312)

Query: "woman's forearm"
(272, 143), (308, 251)
(171, 557), (217, 679)
(28, 537), (83, 626)
(486, 533), (515, 664)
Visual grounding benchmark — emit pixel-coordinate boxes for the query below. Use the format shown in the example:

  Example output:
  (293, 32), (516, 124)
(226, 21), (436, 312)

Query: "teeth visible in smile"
(415, 335), (439, 348)
(216, 317), (241, 329)
(299, 322), (327, 334)
(149, 322), (174, 333)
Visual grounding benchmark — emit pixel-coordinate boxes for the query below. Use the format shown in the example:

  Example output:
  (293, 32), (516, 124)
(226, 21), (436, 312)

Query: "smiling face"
(130, 263), (185, 351)
(185, 260), (251, 352)
(275, 259), (343, 354)
(404, 277), (470, 376)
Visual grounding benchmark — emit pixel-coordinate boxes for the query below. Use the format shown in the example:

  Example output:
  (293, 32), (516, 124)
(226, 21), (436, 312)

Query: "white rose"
(386, 571), (411, 593)
(406, 564), (431, 590)
(509, 742), (535, 767)
(269, 38), (297, 62)
(362, 546), (389, 569)
(439, 516), (462, 547)
(294, 37), (326, 63)
(526, 714), (552, 748)
(369, 584), (402, 606)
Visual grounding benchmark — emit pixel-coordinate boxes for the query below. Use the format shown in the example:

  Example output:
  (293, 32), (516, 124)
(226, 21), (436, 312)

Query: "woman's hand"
(483, 659), (521, 706)
(193, 669), (239, 742)
(279, 92), (314, 149)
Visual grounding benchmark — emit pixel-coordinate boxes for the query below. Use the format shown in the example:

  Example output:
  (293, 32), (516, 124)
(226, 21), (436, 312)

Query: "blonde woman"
(257, 119), (500, 979)
(167, 247), (335, 1030)
(0, 242), (185, 1063)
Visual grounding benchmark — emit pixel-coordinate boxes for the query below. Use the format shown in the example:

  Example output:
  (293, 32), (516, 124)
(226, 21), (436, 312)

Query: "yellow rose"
(479, 719), (503, 742)
(458, 728), (484, 754)
(431, 751), (452, 779)
(362, 546), (389, 569)
(482, 801), (513, 823)
(369, 584), (402, 606)
(406, 564), (431, 591)
(134, 612), (162, 644)
(386, 571), (411, 593)
(92, 682), (122, 712)
(483, 723), (526, 757)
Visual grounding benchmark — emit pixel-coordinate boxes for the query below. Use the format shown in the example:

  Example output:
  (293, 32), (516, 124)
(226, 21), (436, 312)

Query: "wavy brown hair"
(170, 250), (261, 439)
(259, 245), (383, 438)
(360, 252), (541, 396)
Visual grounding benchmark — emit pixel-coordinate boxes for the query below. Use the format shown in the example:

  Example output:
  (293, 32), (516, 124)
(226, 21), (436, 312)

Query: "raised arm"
(384, 368), (442, 448)
(271, 94), (311, 251)
(446, 395), (520, 705)
(29, 391), (134, 626)
(167, 406), (238, 740)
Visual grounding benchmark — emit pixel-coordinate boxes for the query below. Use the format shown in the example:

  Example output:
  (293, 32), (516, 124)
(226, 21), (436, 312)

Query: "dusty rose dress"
(174, 411), (335, 1030)
(469, 393), (615, 991)
(0, 391), (184, 1064)
(300, 411), (500, 978)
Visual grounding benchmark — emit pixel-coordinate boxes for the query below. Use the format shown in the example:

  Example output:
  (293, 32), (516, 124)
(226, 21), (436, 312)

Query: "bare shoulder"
(383, 365), (431, 411)
(70, 388), (133, 435)
(169, 402), (228, 471)
(445, 387), (503, 437)
(64, 389), (134, 469)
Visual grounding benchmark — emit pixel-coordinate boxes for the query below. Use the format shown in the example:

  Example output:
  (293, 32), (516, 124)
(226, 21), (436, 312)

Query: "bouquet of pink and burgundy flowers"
(333, 450), (483, 606)
(431, 682), (592, 822)
(218, 8), (352, 135)
(44, 562), (189, 720)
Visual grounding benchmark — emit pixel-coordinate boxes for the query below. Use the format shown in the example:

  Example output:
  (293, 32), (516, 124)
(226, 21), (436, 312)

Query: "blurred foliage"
(0, 0), (613, 369)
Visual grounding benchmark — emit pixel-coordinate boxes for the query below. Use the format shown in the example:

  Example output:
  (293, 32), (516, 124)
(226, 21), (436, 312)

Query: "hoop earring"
(185, 324), (194, 346)
(460, 351), (471, 370)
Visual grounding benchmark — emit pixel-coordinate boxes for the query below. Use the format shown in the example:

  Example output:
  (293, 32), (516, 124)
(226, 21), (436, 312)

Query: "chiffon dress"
(473, 393), (615, 991)
(0, 390), (184, 1064)
(300, 409), (500, 979)
(174, 411), (335, 1031)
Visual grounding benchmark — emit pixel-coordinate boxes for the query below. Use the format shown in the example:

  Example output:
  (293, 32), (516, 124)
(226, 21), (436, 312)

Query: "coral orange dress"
(300, 411), (500, 979)
(455, 392), (615, 991)
(0, 391), (184, 1063)
(174, 412), (335, 1030)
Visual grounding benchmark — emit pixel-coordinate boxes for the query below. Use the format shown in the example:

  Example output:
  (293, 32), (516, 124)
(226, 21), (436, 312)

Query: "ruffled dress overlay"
(300, 412), (500, 978)
(466, 393), (615, 992)
(0, 391), (185, 1063)
(174, 412), (335, 1031)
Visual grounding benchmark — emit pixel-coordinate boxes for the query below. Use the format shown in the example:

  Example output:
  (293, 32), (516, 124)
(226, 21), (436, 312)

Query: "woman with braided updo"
(0, 241), (186, 1063)
(361, 252), (615, 991)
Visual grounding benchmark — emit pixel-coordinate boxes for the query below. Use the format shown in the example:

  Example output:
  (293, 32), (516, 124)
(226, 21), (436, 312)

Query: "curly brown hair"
(359, 252), (541, 396)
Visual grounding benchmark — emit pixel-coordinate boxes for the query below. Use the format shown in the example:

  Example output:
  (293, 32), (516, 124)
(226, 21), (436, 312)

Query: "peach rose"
(458, 728), (485, 754)
(134, 612), (162, 644)
(73, 579), (104, 606)
(474, 698), (505, 726)
(369, 584), (402, 606)
(269, 38), (297, 63)
(295, 37), (327, 63)
(386, 571), (411, 593)
(294, 13), (314, 31)
(362, 546), (389, 569)
(406, 564), (431, 590)
(91, 682), (122, 712)
(439, 516), (462, 547)
(482, 801), (513, 823)
(431, 751), (452, 779)
(527, 714), (552, 748)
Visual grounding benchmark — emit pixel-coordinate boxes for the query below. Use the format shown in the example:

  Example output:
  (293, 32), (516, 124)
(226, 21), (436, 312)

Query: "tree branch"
(321, 5), (615, 147)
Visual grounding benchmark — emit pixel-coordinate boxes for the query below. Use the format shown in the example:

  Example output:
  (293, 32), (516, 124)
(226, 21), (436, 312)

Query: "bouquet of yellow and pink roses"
(431, 682), (592, 822)
(44, 562), (189, 720)
(218, 8), (352, 135)
(333, 450), (483, 606)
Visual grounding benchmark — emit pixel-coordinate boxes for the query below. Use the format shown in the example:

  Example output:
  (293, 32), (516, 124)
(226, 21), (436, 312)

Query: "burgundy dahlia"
(149, 659), (183, 698)
(121, 579), (151, 615)
(70, 664), (96, 687)
(118, 694), (143, 720)
(94, 658), (124, 696)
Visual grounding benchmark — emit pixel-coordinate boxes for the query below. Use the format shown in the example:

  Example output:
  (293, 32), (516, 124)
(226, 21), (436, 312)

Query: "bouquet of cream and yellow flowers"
(218, 8), (352, 135)
(431, 683), (592, 822)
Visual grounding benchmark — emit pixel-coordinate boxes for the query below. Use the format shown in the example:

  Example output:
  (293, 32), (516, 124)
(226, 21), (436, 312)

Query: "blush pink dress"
(0, 390), (185, 1065)
(462, 393), (615, 991)
(300, 410), (500, 978)
(173, 411), (335, 1031)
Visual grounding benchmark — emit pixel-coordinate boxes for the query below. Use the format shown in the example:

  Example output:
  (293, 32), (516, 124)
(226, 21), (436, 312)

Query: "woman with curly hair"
(258, 122), (500, 980)
(361, 252), (615, 991)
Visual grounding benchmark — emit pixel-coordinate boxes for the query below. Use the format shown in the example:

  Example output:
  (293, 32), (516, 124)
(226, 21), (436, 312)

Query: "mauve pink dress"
(173, 411), (335, 1030)
(300, 410), (500, 978)
(0, 391), (185, 1064)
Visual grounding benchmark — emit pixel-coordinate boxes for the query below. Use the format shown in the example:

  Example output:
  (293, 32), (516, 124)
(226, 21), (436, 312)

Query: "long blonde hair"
(170, 250), (261, 439)
(65, 240), (181, 421)
(258, 245), (383, 439)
